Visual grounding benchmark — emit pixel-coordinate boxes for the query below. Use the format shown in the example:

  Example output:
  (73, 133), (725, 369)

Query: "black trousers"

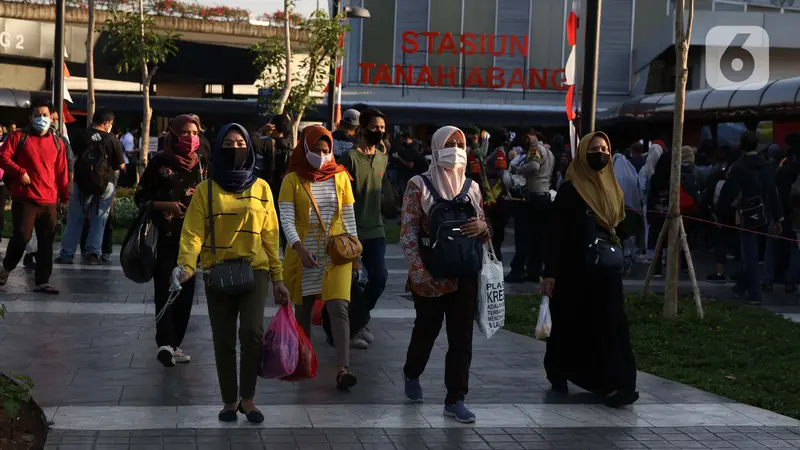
(403, 278), (477, 405)
(510, 194), (551, 278)
(3, 200), (56, 285)
(152, 242), (195, 349)
(486, 200), (508, 262)
(0, 185), (9, 242)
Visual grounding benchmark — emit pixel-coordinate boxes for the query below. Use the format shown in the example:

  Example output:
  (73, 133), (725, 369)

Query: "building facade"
(339, 0), (800, 117)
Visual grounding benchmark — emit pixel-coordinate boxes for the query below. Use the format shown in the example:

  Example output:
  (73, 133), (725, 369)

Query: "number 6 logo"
(705, 26), (769, 91)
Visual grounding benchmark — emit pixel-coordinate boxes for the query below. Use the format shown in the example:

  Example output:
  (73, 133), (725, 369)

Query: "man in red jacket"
(0, 98), (69, 294)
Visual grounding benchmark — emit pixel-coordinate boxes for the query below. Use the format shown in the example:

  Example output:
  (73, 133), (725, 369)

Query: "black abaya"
(542, 181), (637, 395)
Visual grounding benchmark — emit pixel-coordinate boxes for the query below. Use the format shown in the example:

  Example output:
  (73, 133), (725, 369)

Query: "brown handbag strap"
(301, 182), (335, 237)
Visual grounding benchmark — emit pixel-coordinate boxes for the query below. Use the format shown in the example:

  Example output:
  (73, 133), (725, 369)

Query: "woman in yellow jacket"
(175, 123), (290, 423)
(278, 124), (359, 390)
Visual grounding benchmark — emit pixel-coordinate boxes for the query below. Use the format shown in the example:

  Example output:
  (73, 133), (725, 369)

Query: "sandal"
(336, 370), (358, 390)
(33, 284), (59, 295)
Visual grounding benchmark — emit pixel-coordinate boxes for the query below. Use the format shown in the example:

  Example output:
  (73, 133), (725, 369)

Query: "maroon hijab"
(163, 114), (200, 171)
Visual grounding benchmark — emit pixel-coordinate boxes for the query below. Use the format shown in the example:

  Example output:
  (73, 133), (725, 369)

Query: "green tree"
(252, 9), (349, 146)
(103, 0), (180, 165)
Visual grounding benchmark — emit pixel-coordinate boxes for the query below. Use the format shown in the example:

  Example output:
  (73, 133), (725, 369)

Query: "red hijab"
(287, 124), (352, 182)
(163, 114), (200, 171)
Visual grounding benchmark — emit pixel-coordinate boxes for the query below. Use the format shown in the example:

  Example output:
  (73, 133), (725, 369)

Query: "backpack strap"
(420, 175), (442, 202)
(207, 179), (216, 258)
(456, 178), (473, 200)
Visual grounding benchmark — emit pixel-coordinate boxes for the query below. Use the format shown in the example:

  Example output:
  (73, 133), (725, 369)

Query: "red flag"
(62, 100), (77, 124)
(567, 12), (579, 47)
(565, 85), (576, 121)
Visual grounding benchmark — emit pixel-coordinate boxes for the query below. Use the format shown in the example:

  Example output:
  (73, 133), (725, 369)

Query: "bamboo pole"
(679, 219), (704, 319)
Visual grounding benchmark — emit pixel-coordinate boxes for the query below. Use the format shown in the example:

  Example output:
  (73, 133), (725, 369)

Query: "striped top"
(177, 178), (283, 281)
(279, 178), (357, 296)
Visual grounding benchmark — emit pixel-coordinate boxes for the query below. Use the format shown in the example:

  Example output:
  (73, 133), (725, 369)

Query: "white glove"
(169, 266), (184, 292)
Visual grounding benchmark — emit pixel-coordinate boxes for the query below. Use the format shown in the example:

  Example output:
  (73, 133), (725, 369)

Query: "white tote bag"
(476, 242), (505, 339)
(535, 296), (552, 341)
(26, 230), (38, 254)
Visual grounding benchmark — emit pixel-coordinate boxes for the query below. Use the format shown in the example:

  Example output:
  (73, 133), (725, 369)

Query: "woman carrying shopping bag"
(399, 125), (491, 424)
(278, 124), (361, 391)
(175, 123), (290, 423)
(135, 114), (204, 367)
(541, 132), (638, 408)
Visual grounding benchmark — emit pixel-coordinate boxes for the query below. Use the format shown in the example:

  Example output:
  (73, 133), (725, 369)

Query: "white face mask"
(305, 139), (333, 169)
(436, 146), (467, 170)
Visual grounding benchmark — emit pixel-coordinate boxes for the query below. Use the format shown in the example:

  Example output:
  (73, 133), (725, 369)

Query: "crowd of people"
(4, 98), (795, 425)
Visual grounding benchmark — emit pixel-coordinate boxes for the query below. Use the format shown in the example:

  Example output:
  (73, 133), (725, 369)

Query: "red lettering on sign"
(551, 68), (568, 90)
(420, 31), (440, 54)
(488, 67), (505, 89)
(438, 66), (456, 87)
(529, 68), (549, 90)
(509, 35), (529, 57)
(358, 62), (376, 84)
(488, 34), (506, 57)
(461, 33), (477, 55)
(374, 64), (392, 85)
(401, 31), (419, 54)
(479, 34), (487, 55)
(416, 65), (435, 86)
(464, 67), (486, 88)
(506, 68), (526, 89)
(395, 64), (413, 85)
(437, 32), (458, 55)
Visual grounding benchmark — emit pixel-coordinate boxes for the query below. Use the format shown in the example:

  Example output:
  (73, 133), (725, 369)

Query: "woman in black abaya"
(541, 132), (639, 408)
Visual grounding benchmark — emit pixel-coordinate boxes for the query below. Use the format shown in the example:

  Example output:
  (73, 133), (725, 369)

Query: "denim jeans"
(763, 231), (778, 285)
(59, 182), (115, 260)
(361, 238), (388, 319)
(735, 231), (762, 303)
(786, 238), (800, 287)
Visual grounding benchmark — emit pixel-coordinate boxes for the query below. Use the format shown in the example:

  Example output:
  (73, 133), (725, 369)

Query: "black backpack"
(74, 131), (111, 196)
(419, 175), (483, 279)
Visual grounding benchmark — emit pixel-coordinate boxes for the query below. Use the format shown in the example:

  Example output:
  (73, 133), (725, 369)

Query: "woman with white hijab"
(399, 125), (490, 423)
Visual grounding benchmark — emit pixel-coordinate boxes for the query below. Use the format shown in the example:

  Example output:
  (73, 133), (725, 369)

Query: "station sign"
(358, 31), (567, 91)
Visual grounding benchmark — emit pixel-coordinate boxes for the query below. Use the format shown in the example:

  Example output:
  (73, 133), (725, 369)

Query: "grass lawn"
(505, 293), (800, 420)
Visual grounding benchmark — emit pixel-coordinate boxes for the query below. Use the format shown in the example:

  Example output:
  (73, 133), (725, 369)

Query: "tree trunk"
(139, 0), (149, 166)
(276, 0), (293, 115)
(86, 0), (96, 125)
(664, 0), (695, 318)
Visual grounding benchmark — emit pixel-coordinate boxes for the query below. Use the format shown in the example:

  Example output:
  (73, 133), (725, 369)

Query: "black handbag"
(120, 206), (158, 283)
(203, 180), (255, 295)
(586, 230), (624, 275)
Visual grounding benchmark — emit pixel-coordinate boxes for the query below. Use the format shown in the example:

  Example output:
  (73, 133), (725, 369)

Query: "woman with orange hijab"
(278, 124), (360, 390)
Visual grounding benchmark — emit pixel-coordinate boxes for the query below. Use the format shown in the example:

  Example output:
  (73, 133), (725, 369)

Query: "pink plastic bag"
(259, 305), (299, 379)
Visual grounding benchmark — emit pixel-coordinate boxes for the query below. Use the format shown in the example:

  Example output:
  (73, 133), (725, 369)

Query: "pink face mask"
(176, 134), (200, 155)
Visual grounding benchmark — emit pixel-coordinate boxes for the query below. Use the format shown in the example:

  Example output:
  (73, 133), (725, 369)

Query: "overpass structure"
(0, 1), (308, 96)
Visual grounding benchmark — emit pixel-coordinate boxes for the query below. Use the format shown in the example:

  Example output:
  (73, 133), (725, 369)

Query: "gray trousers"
(295, 297), (350, 369)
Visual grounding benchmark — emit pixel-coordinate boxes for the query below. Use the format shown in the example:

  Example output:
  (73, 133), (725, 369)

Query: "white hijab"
(413, 125), (483, 216)
(613, 153), (643, 209)
(638, 143), (664, 190)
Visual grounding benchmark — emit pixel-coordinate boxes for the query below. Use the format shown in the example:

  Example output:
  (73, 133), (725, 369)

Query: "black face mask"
(587, 152), (610, 171)
(364, 129), (383, 147)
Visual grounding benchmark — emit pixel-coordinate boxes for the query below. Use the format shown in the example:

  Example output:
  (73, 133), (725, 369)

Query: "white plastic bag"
(476, 242), (505, 339)
(535, 296), (552, 341)
(26, 231), (37, 254)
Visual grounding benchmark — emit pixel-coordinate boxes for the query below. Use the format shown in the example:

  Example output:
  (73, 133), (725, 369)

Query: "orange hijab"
(286, 124), (352, 182)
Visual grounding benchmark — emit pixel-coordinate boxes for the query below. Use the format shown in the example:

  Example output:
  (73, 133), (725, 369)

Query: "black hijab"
(211, 123), (257, 193)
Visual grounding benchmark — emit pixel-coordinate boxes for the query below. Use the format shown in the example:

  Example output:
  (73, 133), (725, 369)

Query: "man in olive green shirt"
(339, 108), (389, 346)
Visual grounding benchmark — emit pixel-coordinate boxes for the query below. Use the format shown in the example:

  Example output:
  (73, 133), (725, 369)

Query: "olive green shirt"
(340, 147), (388, 240)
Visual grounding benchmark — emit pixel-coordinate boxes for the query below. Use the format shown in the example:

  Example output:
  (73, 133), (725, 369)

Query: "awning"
(0, 89), (31, 108)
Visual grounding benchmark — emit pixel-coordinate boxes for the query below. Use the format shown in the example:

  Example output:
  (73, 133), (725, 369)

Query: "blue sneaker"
(443, 401), (476, 423)
(404, 377), (423, 403)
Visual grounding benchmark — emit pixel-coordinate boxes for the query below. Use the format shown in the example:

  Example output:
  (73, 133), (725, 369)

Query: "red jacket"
(0, 129), (69, 204)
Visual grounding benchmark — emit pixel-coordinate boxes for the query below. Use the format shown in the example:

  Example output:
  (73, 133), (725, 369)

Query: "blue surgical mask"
(33, 116), (51, 133)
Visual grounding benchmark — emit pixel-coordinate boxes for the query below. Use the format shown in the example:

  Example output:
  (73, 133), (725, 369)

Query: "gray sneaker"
(358, 327), (374, 343)
(100, 254), (112, 263)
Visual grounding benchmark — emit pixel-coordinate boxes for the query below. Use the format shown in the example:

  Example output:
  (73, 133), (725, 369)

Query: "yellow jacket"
(177, 178), (283, 281)
(279, 171), (354, 304)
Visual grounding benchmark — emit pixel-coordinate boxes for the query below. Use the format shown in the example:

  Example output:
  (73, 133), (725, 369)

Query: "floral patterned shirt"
(399, 179), (491, 297)
(134, 153), (204, 246)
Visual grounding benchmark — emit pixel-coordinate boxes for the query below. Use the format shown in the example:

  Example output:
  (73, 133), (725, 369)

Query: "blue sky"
(197, 0), (320, 17)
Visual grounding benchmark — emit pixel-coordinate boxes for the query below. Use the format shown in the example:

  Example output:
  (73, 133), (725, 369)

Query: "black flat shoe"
(336, 370), (357, 390)
(605, 390), (639, 408)
(237, 403), (265, 424)
(218, 408), (238, 422)
(550, 379), (569, 394)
